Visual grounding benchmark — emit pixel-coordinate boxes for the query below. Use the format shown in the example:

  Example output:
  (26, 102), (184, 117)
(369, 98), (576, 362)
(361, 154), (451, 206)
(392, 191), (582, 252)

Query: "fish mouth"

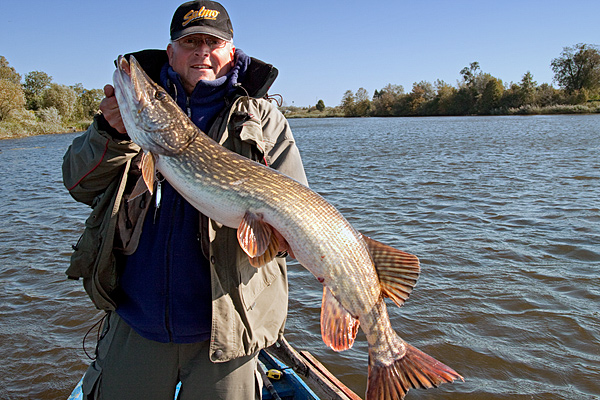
(116, 55), (152, 114)
(113, 55), (200, 156)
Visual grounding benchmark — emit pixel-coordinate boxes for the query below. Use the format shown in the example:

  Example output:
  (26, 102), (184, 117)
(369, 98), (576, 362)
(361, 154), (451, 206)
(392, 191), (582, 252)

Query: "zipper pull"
(153, 174), (163, 223)
(155, 179), (162, 209)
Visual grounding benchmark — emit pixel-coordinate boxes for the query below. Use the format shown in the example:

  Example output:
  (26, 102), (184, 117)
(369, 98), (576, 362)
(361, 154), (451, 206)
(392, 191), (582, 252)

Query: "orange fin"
(141, 151), (156, 195)
(129, 151), (155, 199)
(237, 211), (279, 268)
(320, 287), (360, 352)
(248, 237), (279, 268)
(129, 176), (149, 200)
(367, 342), (463, 399)
(362, 234), (420, 308)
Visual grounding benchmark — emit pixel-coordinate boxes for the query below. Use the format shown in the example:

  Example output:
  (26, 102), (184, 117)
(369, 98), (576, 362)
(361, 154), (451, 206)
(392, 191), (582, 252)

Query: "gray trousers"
(83, 312), (261, 400)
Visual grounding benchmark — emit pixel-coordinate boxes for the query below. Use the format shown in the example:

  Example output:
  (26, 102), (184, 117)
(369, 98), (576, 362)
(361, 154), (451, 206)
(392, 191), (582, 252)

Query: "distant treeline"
(284, 43), (600, 118)
(0, 56), (103, 139)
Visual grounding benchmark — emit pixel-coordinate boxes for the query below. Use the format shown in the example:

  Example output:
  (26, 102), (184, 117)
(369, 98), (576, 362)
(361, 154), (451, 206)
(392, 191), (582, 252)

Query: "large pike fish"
(113, 55), (463, 399)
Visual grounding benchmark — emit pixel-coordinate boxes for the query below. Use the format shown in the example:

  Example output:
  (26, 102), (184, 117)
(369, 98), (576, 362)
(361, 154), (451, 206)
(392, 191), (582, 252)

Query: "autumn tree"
(408, 81), (435, 115)
(0, 79), (26, 121)
(354, 87), (371, 116)
(0, 56), (21, 85)
(371, 84), (404, 116)
(341, 88), (370, 116)
(340, 90), (356, 116)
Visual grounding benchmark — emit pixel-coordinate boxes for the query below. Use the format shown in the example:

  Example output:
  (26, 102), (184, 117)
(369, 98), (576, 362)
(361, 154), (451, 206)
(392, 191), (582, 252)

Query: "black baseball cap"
(170, 1), (234, 41)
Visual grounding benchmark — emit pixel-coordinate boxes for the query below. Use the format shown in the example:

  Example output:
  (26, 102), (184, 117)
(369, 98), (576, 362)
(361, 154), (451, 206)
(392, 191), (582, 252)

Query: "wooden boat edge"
(266, 337), (362, 400)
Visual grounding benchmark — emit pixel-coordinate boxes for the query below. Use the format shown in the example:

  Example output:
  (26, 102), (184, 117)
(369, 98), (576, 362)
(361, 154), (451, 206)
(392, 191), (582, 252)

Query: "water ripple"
(1, 117), (600, 399)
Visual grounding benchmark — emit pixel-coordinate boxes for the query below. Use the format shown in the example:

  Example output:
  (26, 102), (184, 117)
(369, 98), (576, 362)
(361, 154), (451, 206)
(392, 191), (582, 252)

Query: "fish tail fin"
(367, 342), (463, 400)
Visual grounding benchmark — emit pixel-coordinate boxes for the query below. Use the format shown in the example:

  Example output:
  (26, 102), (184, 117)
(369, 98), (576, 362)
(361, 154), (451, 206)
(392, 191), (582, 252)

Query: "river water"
(0, 115), (598, 399)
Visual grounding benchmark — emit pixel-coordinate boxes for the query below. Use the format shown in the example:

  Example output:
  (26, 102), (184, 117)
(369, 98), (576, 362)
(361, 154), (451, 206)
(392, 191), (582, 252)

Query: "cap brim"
(171, 26), (232, 41)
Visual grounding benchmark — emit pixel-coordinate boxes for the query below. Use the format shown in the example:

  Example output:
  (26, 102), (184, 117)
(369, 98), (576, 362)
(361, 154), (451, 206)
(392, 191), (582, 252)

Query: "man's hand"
(100, 84), (127, 134)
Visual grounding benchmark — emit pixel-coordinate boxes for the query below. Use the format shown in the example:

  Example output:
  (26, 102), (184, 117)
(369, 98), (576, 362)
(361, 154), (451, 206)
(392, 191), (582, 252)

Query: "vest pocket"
(238, 257), (281, 311)
(66, 199), (106, 280)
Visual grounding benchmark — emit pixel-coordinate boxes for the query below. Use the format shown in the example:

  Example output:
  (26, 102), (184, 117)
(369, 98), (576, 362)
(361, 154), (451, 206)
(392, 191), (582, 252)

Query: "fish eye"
(155, 90), (168, 101)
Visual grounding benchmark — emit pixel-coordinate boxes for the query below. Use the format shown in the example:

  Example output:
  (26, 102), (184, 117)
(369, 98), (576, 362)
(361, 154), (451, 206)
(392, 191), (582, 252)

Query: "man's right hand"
(100, 84), (127, 134)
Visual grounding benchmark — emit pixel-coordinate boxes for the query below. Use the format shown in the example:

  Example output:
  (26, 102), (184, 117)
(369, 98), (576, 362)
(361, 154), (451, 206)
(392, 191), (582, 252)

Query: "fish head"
(113, 55), (198, 156)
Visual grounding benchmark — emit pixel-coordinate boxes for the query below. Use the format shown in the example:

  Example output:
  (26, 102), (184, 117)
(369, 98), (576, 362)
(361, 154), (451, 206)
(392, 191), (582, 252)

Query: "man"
(62, 1), (307, 399)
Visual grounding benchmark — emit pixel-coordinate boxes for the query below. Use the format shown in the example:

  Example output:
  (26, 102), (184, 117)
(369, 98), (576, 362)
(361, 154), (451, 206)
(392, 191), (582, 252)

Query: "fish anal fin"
(361, 234), (420, 308)
(320, 287), (360, 352)
(367, 342), (463, 399)
(140, 151), (156, 196)
(238, 211), (279, 268)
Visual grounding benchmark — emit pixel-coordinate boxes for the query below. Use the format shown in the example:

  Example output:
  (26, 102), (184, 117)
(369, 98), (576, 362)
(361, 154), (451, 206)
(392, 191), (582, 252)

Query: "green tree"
(460, 62), (481, 86)
(535, 83), (560, 107)
(0, 56), (21, 85)
(479, 77), (504, 114)
(432, 80), (456, 115)
(520, 71), (537, 105)
(23, 70), (52, 110)
(73, 87), (104, 119)
(315, 99), (325, 112)
(449, 86), (477, 115)
(0, 79), (26, 121)
(42, 83), (78, 121)
(551, 43), (600, 94)
(500, 83), (524, 110)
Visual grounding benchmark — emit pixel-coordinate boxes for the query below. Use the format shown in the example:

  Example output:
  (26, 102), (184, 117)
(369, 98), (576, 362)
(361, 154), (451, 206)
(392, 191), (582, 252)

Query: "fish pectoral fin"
(361, 234), (421, 308)
(129, 176), (150, 200)
(320, 287), (360, 352)
(140, 151), (156, 195)
(237, 211), (279, 268)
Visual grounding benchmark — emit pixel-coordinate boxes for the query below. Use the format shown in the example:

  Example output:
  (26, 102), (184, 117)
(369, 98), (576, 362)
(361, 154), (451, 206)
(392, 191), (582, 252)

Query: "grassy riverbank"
(2, 102), (599, 140)
(0, 112), (91, 140)
(281, 102), (600, 118)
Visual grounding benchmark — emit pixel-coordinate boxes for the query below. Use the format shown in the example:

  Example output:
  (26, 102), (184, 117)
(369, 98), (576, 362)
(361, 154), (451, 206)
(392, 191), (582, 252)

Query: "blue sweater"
(117, 50), (251, 343)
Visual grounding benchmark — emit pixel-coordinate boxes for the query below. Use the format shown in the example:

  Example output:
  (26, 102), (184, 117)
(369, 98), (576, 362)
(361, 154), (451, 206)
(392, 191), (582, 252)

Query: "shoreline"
(2, 109), (599, 140)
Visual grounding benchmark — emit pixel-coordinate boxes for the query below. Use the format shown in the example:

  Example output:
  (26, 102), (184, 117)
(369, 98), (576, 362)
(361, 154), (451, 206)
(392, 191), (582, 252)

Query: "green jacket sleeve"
(62, 115), (141, 206)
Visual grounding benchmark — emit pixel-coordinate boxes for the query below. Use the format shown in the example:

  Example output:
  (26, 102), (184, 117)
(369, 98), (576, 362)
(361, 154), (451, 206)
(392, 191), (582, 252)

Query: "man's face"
(167, 34), (235, 94)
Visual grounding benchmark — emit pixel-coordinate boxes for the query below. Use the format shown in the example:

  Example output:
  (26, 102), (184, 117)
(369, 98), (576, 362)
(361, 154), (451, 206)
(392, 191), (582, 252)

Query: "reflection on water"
(0, 115), (599, 399)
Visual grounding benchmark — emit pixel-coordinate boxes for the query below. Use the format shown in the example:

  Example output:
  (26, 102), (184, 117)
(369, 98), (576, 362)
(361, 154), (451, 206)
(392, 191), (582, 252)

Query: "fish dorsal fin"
(129, 151), (156, 199)
(361, 234), (420, 308)
(237, 211), (279, 268)
(320, 287), (360, 352)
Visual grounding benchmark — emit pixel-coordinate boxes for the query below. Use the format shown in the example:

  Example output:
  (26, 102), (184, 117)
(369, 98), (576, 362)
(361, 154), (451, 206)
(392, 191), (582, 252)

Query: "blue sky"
(1, 0), (598, 107)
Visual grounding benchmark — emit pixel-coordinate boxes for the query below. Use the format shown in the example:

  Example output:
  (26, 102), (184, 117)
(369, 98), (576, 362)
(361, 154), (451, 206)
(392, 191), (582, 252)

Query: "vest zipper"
(164, 193), (177, 343)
